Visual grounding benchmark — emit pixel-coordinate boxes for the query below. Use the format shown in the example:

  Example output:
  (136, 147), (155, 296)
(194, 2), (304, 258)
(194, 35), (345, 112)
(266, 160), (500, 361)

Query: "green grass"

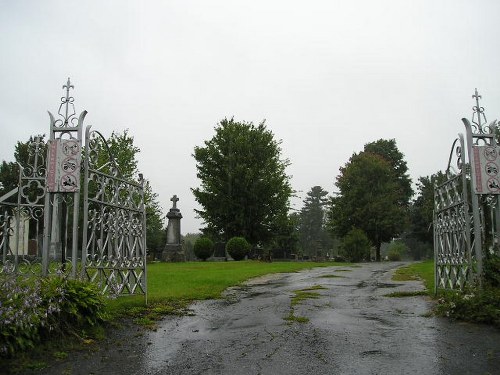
(392, 260), (434, 294)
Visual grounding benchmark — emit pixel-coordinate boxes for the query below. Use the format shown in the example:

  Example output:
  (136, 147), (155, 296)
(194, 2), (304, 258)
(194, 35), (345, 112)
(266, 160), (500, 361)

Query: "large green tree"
(364, 139), (413, 207)
(328, 151), (408, 261)
(192, 118), (292, 245)
(298, 186), (331, 258)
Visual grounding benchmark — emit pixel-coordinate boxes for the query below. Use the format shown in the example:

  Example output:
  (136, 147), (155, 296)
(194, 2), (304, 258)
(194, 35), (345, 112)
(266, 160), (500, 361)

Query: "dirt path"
(33, 262), (499, 374)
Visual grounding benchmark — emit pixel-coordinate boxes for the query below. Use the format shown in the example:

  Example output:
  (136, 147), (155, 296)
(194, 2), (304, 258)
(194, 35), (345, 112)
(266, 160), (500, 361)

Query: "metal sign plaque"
(47, 139), (81, 192)
(472, 145), (500, 194)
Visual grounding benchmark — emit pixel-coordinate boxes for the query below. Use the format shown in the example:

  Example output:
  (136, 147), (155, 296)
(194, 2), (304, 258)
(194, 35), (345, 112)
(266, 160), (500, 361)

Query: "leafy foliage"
(387, 240), (407, 261)
(329, 149), (408, 261)
(226, 237), (251, 261)
(404, 172), (446, 259)
(93, 130), (165, 255)
(192, 118), (292, 245)
(435, 288), (500, 327)
(0, 275), (106, 357)
(364, 139), (413, 207)
(435, 255), (500, 327)
(298, 186), (332, 258)
(484, 253), (500, 287)
(193, 237), (214, 261)
(340, 228), (371, 262)
(268, 213), (300, 260)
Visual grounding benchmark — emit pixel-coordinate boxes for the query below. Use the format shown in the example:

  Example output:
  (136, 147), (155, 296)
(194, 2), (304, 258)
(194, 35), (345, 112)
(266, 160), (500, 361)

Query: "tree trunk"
(376, 242), (381, 262)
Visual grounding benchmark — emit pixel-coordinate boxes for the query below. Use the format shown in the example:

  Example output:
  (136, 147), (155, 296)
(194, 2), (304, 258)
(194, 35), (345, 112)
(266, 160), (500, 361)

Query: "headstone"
(11, 210), (29, 256)
(161, 195), (185, 262)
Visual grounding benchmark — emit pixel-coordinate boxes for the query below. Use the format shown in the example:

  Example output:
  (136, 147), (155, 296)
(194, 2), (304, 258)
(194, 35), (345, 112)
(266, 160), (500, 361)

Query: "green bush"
(435, 254), (500, 327)
(340, 228), (371, 262)
(387, 250), (401, 261)
(484, 253), (500, 287)
(226, 237), (251, 261)
(0, 275), (107, 357)
(41, 277), (107, 331)
(436, 287), (500, 327)
(193, 237), (214, 261)
(387, 240), (407, 261)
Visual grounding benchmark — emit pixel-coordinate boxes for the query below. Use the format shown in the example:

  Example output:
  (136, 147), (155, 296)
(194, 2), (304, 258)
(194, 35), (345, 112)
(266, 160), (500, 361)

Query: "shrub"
(226, 237), (251, 261)
(193, 237), (214, 261)
(387, 250), (401, 261)
(387, 240), (407, 261)
(0, 275), (107, 357)
(435, 287), (500, 327)
(340, 228), (371, 262)
(484, 253), (500, 287)
(41, 277), (107, 331)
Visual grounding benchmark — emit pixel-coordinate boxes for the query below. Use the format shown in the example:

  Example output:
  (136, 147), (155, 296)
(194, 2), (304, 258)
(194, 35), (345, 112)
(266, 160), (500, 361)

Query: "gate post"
(463, 118), (483, 283)
(44, 78), (86, 277)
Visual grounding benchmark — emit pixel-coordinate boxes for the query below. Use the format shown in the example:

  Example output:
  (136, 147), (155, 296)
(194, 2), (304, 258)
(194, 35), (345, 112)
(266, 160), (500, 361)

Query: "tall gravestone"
(162, 195), (185, 262)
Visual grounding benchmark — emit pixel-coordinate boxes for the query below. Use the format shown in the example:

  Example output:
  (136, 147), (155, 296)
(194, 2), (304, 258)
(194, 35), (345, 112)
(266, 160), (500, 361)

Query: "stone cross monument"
(162, 195), (185, 262)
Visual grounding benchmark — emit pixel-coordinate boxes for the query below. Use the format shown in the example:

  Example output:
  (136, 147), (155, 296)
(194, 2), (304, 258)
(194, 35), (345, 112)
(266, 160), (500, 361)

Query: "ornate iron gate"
(81, 127), (147, 297)
(0, 136), (47, 277)
(434, 89), (500, 291)
(0, 79), (147, 299)
(434, 135), (476, 290)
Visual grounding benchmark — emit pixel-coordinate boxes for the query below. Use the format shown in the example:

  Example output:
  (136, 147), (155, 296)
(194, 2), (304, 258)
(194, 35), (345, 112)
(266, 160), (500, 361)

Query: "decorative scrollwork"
(82, 126), (146, 296)
(471, 88), (490, 135)
(54, 78), (77, 128)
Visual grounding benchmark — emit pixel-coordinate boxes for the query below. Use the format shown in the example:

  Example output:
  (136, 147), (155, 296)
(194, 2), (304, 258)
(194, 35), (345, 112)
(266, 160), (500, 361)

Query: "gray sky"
(1, 0), (500, 234)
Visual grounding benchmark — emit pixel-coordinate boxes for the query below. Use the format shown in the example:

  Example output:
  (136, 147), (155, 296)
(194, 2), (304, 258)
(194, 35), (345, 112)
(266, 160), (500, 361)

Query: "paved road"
(35, 262), (500, 374)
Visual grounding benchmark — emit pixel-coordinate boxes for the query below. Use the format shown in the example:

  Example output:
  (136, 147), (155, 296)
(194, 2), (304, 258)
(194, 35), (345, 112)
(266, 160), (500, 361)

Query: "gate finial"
(472, 88), (487, 133)
(58, 77), (76, 126)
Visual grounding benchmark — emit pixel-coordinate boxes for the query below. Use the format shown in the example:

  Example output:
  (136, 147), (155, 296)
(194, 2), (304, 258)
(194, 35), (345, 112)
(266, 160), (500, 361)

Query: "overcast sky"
(1, 0), (500, 234)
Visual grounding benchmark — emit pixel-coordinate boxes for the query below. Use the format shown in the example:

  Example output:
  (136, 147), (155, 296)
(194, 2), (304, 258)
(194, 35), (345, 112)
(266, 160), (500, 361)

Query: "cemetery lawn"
(106, 261), (341, 323)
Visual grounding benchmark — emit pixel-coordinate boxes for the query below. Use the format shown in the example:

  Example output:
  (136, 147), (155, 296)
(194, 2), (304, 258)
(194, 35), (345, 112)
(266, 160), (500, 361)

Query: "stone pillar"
(162, 195), (185, 262)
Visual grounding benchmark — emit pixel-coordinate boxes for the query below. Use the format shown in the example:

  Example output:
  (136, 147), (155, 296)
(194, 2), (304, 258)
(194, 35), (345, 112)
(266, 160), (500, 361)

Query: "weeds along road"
(37, 262), (499, 375)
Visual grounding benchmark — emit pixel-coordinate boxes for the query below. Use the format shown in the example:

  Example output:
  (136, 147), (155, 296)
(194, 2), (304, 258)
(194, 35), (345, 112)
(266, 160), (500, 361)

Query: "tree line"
(192, 118), (438, 261)
(0, 118), (439, 261)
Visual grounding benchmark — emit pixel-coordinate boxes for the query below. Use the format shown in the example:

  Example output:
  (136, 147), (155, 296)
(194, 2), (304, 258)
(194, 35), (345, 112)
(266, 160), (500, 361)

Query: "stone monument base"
(162, 244), (185, 262)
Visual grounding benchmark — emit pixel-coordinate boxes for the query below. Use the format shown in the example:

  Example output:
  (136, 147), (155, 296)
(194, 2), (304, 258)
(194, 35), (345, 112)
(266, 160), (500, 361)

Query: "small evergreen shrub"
(226, 237), (251, 261)
(340, 228), (371, 262)
(193, 237), (214, 261)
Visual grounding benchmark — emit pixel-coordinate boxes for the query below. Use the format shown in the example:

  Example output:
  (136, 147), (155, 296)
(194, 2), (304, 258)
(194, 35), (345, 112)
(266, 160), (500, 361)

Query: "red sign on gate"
(46, 139), (81, 193)
(472, 145), (500, 194)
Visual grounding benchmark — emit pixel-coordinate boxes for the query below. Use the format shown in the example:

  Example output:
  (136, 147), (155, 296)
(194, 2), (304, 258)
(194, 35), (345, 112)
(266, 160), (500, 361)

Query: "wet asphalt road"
(35, 262), (499, 375)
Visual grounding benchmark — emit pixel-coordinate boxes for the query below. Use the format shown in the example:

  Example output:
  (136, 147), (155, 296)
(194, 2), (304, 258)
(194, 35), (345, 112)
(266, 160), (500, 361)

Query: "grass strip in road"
(391, 260), (434, 294)
(285, 285), (327, 324)
(291, 285), (326, 306)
